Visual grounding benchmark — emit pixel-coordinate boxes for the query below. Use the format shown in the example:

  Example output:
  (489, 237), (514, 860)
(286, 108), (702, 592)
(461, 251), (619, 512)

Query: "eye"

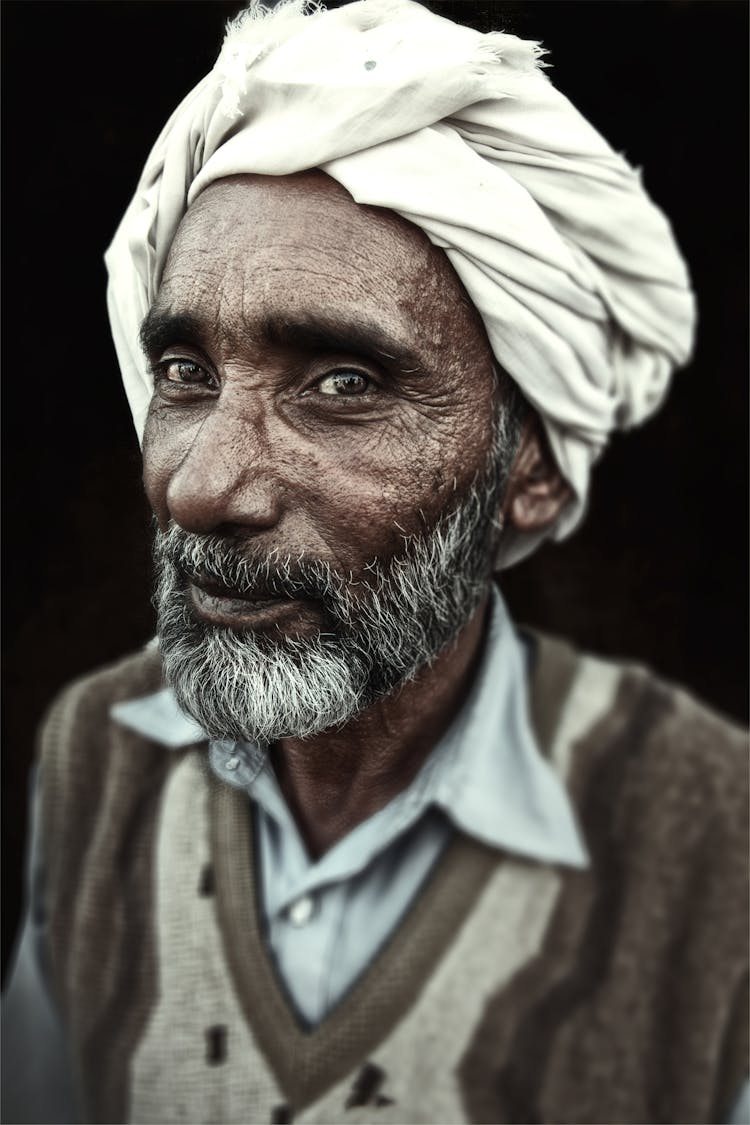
(317, 370), (371, 396)
(158, 359), (210, 385)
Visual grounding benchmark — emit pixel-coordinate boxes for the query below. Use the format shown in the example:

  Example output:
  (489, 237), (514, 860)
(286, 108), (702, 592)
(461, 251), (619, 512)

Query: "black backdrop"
(2, 0), (747, 973)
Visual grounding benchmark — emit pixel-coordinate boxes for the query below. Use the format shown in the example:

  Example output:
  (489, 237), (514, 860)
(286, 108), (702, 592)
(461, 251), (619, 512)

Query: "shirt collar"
(429, 589), (588, 867)
(110, 686), (205, 748)
(111, 589), (589, 870)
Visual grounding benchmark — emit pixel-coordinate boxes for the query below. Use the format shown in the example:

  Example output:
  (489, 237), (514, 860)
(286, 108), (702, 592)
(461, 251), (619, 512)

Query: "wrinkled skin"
(142, 172), (568, 855)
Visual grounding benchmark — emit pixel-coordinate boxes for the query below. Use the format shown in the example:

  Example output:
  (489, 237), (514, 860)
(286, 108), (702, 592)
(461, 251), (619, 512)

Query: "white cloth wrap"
(105, 0), (695, 566)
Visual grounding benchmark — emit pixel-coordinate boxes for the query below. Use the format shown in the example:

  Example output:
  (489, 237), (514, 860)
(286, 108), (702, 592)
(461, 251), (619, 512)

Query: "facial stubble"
(153, 420), (511, 744)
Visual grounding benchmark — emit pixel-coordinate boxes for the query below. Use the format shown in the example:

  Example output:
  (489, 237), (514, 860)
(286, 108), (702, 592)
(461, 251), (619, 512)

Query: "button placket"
(209, 739), (268, 788)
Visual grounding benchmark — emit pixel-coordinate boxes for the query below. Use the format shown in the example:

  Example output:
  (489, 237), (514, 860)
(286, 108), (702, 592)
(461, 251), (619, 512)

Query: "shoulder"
(502, 635), (747, 1125)
(530, 630), (747, 893)
(529, 629), (747, 792)
(37, 644), (165, 758)
(533, 627), (748, 921)
(35, 647), (170, 849)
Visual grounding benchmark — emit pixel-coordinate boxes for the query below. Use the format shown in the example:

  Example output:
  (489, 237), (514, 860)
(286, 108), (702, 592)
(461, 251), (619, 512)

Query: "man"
(3, 2), (747, 1123)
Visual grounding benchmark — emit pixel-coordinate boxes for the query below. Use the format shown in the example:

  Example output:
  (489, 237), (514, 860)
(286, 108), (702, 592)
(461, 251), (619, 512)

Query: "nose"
(165, 401), (283, 536)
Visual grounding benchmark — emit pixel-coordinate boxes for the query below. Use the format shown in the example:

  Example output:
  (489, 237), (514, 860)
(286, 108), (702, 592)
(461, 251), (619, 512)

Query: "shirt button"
(288, 895), (315, 927)
(225, 756), (240, 771)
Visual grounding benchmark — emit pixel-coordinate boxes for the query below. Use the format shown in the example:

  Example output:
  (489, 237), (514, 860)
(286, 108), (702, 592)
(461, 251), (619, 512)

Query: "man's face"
(142, 172), (508, 740)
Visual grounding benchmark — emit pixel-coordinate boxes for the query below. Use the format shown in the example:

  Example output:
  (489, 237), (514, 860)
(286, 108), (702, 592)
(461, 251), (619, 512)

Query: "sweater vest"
(37, 634), (748, 1124)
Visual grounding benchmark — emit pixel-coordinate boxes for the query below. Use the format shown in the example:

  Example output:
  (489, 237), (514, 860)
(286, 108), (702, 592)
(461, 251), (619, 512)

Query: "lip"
(188, 580), (309, 630)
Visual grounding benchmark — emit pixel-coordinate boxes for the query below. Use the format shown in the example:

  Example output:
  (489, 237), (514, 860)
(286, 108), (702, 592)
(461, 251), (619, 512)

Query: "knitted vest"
(37, 635), (748, 1125)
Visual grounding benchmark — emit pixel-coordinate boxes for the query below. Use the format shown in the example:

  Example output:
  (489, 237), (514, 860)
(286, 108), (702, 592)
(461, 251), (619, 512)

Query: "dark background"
(2, 0), (747, 975)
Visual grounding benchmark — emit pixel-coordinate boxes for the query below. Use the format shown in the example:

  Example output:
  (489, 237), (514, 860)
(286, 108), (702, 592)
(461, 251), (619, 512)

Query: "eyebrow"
(139, 307), (426, 377)
(264, 315), (426, 376)
(139, 309), (206, 360)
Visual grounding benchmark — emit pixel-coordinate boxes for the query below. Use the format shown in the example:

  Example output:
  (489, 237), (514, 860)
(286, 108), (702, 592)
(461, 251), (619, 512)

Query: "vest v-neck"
(208, 626), (581, 1111)
(210, 772), (500, 1111)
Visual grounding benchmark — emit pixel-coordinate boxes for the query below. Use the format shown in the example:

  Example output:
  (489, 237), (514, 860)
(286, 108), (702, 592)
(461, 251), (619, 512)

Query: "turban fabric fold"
(105, 0), (695, 566)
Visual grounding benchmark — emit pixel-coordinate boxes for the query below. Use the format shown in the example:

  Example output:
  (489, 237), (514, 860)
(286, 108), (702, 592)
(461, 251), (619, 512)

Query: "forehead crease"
(171, 229), (427, 305)
(156, 181), (468, 362)
(164, 227), (399, 317)
(159, 260), (422, 354)
(176, 180), (436, 284)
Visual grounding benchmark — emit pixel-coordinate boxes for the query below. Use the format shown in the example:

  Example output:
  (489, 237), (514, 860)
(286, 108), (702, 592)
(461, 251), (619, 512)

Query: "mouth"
(187, 574), (314, 630)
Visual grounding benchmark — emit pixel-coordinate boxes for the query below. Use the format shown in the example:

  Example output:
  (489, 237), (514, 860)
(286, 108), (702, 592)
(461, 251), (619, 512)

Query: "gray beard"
(153, 445), (507, 744)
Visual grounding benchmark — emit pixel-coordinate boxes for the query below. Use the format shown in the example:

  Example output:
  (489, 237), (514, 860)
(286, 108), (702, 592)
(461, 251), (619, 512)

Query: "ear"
(501, 414), (572, 533)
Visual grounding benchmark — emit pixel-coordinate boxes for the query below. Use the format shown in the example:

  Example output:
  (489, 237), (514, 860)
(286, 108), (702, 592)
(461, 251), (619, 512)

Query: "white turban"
(105, 0), (695, 566)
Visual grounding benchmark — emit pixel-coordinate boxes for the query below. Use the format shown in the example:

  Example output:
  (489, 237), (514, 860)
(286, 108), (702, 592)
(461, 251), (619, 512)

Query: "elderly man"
(3, 2), (747, 1124)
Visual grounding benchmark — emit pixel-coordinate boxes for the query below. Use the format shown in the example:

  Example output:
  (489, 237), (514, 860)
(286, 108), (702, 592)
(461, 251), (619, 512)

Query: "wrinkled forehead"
(157, 171), (489, 356)
(167, 169), (436, 271)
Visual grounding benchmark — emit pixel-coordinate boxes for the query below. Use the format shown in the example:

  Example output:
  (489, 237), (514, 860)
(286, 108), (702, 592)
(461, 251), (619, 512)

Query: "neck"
(272, 589), (492, 859)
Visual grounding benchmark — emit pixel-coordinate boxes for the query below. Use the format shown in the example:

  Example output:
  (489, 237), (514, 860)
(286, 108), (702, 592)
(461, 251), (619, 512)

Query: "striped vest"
(37, 634), (748, 1124)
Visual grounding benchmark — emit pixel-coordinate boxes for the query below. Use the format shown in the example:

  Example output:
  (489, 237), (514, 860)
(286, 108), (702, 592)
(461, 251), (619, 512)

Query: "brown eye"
(318, 371), (371, 396)
(161, 359), (207, 384)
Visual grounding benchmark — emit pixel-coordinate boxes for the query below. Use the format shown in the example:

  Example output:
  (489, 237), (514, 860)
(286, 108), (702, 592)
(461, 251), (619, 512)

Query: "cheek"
(139, 389), (496, 563)
(303, 418), (488, 563)
(141, 403), (186, 526)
